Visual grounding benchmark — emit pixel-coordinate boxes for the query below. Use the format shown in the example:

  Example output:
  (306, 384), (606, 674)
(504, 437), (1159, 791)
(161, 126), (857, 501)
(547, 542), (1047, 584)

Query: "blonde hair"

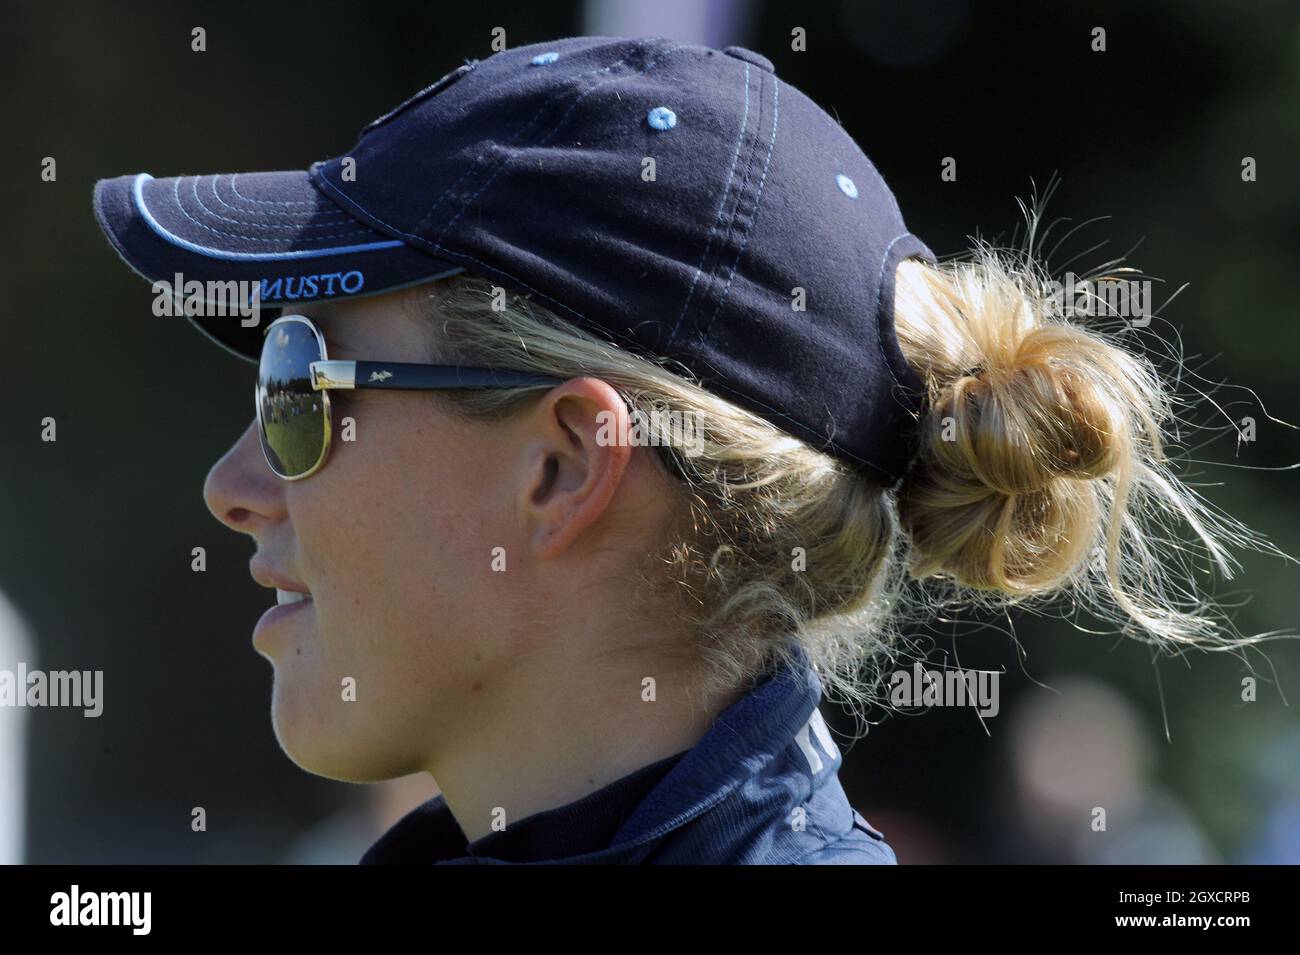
(402, 241), (1285, 729)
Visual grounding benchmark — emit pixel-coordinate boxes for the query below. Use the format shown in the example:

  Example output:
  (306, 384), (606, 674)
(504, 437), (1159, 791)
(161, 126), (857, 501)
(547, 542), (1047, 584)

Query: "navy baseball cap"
(93, 35), (936, 483)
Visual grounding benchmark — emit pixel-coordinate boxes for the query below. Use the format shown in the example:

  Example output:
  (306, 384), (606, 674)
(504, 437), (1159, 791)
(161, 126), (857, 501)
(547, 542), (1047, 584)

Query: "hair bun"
(930, 328), (1126, 497)
(889, 256), (1163, 596)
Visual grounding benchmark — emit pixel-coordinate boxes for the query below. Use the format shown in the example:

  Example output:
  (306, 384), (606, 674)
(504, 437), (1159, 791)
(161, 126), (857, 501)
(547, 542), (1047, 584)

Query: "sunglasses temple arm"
(345, 361), (563, 390)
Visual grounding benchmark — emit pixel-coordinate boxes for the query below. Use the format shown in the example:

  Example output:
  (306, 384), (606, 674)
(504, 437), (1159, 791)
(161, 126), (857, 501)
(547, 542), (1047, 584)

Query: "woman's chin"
(269, 700), (409, 783)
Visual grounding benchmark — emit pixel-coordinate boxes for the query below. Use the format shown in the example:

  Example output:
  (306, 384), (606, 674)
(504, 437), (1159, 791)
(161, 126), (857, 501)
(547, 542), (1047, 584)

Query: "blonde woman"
(92, 36), (1276, 864)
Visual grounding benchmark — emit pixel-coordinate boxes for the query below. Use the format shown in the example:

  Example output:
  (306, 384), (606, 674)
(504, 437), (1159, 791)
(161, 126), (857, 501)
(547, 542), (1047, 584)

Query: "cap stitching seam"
(677, 66), (765, 344)
(229, 172), (319, 206)
(666, 65), (767, 349)
(665, 60), (753, 348)
(192, 176), (354, 232)
(694, 72), (781, 346)
(211, 175), (349, 220)
(168, 178), (372, 244)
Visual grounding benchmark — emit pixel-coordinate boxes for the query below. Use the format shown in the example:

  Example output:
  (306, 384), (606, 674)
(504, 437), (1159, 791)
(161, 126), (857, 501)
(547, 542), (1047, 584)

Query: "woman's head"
(202, 285), (703, 782)
(203, 246), (1275, 784)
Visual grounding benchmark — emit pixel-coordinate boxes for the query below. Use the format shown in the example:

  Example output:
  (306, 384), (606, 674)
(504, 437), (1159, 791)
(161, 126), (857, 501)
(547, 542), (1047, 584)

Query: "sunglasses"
(256, 313), (564, 480)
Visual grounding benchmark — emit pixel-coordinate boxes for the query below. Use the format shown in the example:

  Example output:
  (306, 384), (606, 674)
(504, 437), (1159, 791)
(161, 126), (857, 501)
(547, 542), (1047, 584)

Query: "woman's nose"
(203, 418), (287, 536)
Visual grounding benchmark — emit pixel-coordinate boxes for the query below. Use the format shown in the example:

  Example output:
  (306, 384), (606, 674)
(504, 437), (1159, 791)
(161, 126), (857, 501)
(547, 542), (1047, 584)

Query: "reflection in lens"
(257, 320), (327, 477)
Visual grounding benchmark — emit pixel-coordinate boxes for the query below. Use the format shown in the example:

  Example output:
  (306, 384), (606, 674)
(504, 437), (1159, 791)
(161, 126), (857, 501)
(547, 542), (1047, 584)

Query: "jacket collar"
(360, 644), (827, 864)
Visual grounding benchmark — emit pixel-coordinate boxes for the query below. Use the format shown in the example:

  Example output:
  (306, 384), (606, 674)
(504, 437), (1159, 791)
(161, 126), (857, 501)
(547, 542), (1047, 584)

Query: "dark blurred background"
(1, 0), (1296, 863)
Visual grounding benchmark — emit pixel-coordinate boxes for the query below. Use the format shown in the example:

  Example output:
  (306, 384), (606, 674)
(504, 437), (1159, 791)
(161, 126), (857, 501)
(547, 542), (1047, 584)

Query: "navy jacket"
(360, 645), (896, 864)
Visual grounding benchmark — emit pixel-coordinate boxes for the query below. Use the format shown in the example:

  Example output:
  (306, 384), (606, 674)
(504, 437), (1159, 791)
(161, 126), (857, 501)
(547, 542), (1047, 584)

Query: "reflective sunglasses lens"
(257, 321), (328, 478)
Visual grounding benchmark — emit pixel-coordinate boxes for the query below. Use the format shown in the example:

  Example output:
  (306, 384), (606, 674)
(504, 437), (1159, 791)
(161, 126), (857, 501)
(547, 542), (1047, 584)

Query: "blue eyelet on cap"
(647, 106), (677, 130)
(836, 174), (859, 199)
(530, 52), (559, 65)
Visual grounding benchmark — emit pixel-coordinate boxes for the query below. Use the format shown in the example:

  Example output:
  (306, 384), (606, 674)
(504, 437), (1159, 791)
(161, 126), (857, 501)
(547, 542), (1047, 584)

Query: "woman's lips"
(249, 558), (311, 595)
(253, 593), (314, 648)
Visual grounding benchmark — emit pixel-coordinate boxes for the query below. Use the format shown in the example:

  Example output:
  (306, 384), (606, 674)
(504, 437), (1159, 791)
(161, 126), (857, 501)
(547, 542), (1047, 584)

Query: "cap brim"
(92, 169), (464, 363)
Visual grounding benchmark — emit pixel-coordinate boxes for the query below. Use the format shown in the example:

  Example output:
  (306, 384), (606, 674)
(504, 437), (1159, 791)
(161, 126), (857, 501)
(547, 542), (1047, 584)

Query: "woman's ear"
(518, 377), (634, 559)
